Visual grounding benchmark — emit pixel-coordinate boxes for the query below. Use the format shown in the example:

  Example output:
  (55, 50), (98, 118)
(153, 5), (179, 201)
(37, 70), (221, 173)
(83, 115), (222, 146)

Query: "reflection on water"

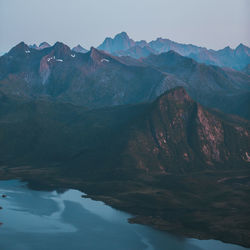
(0, 180), (248, 250)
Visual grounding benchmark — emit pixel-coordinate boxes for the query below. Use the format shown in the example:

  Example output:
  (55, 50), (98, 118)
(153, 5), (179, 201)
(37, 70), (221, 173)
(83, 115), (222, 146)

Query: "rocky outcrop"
(122, 87), (250, 174)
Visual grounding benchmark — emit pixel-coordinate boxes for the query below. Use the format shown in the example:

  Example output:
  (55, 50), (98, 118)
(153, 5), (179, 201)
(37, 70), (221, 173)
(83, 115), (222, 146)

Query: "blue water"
(0, 180), (248, 250)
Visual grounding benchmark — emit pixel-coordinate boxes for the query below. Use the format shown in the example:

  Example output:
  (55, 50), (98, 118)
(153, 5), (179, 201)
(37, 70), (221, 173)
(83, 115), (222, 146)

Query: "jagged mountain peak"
(29, 44), (38, 49)
(235, 43), (250, 58)
(235, 43), (250, 53)
(135, 40), (148, 47)
(72, 44), (88, 53)
(154, 37), (171, 43)
(163, 50), (197, 64)
(147, 50), (186, 62)
(220, 46), (233, 52)
(90, 46), (114, 56)
(114, 31), (130, 39)
(38, 42), (51, 50)
(52, 42), (71, 54)
(88, 47), (112, 63)
(156, 86), (193, 107)
(9, 42), (31, 55)
(90, 46), (101, 55)
(37, 42), (72, 61)
(236, 43), (247, 49)
(165, 50), (182, 56)
(53, 41), (69, 48)
(98, 32), (135, 53)
(12, 41), (28, 49)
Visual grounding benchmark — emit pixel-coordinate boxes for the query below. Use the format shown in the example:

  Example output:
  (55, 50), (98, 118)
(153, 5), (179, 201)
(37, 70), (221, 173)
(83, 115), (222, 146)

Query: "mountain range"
(24, 32), (250, 70)
(1, 86), (249, 171)
(0, 37), (250, 247)
(0, 87), (249, 246)
(0, 41), (249, 119)
(97, 32), (250, 70)
(29, 42), (51, 50)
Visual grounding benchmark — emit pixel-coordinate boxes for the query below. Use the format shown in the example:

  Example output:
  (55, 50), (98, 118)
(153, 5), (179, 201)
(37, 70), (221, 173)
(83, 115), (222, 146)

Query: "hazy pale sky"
(0, 0), (249, 52)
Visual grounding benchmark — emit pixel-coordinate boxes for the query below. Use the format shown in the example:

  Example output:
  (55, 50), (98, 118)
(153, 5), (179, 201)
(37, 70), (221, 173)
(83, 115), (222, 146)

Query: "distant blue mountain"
(97, 32), (250, 70)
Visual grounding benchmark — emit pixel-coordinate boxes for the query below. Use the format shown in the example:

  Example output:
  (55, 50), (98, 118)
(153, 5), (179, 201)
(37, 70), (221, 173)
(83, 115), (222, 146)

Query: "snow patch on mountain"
(101, 59), (110, 63)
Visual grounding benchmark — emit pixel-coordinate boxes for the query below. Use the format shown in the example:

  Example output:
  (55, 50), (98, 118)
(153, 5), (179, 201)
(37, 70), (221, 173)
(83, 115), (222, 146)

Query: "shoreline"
(0, 168), (250, 248)
(86, 193), (250, 249)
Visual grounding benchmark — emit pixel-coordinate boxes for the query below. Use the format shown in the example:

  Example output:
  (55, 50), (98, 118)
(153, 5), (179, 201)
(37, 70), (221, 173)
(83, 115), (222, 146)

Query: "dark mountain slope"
(0, 90), (147, 168)
(0, 87), (249, 176)
(143, 51), (250, 91)
(0, 87), (249, 247)
(1, 42), (250, 119)
(0, 42), (181, 108)
(142, 51), (250, 119)
(118, 87), (249, 174)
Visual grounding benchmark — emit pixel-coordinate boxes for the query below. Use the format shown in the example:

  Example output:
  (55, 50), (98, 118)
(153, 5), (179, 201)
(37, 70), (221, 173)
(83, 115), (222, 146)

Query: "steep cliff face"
(0, 87), (248, 176)
(122, 87), (250, 175)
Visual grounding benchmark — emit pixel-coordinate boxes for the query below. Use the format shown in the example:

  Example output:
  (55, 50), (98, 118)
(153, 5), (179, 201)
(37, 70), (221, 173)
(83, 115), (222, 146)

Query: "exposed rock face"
(121, 88), (250, 175)
(197, 106), (225, 163)
(39, 55), (51, 84)
(0, 87), (248, 174)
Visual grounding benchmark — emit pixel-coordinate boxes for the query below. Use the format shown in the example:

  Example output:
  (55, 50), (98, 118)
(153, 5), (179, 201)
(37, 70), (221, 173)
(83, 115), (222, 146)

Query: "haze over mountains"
(98, 32), (250, 70)
(26, 32), (250, 70)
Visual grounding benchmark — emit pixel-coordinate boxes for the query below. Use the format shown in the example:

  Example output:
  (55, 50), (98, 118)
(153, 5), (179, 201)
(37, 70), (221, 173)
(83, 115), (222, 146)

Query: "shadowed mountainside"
(0, 87), (249, 247)
(0, 42), (174, 108)
(0, 42), (249, 120)
(142, 51), (250, 120)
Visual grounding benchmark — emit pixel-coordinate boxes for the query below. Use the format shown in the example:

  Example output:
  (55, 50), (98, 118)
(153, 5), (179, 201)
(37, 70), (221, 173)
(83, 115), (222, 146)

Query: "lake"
(0, 180), (248, 250)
